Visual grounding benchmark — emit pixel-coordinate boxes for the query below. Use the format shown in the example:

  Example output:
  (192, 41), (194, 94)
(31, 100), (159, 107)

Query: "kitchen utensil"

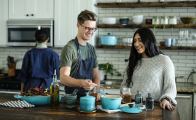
(14, 94), (63, 105)
(102, 18), (116, 24)
(119, 17), (129, 25)
(120, 106), (142, 113)
(99, 33), (118, 46)
(180, 17), (196, 24)
(64, 93), (77, 108)
(80, 92), (95, 112)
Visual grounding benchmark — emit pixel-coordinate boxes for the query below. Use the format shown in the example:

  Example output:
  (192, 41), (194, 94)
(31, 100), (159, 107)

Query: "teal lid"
(120, 106), (142, 113)
(80, 92), (95, 100)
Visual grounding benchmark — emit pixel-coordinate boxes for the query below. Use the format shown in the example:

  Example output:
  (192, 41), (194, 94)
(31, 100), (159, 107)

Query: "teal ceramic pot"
(101, 95), (122, 110)
(80, 92), (95, 112)
(99, 33), (118, 46)
(14, 95), (62, 105)
(64, 94), (77, 108)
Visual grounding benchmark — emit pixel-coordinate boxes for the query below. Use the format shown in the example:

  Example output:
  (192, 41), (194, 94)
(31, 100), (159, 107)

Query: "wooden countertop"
(0, 93), (180, 120)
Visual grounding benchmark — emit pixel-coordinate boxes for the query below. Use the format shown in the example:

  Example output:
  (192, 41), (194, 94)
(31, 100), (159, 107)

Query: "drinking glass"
(184, 30), (189, 46)
(178, 30), (184, 46)
(121, 86), (133, 103)
(89, 87), (98, 100)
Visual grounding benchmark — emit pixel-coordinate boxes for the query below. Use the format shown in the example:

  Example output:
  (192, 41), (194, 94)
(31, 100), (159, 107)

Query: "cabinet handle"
(176, 96), (191, 99)
(26, 14), (29, 16)
(31, 14), (34, 16)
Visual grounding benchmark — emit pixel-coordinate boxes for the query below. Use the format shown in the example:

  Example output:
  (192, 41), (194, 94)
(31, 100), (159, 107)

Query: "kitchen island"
(0, 93), (180, 120)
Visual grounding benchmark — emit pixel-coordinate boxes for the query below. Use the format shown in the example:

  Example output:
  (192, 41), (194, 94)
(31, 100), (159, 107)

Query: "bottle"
(135, 90), (143, 107)
(145, 93), (154, 111)
(50, 69), (59, 109)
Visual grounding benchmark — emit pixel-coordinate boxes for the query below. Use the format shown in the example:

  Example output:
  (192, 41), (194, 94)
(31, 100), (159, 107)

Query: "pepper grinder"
(145, 93), (154, 111)
(135, 90), (143, 107)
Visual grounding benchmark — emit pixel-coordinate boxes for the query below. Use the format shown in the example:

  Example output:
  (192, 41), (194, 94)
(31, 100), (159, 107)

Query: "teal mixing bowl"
(14, 94), (62, 105)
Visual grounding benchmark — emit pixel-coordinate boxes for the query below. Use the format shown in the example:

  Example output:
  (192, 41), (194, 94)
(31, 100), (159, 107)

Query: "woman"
(17, 30), (60, 92)
(120, 28), (177, 110)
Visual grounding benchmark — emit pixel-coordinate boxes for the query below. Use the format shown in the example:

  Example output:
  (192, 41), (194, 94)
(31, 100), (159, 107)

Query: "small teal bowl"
(119, 18), (129, 25)
(14, 94), (62, 105)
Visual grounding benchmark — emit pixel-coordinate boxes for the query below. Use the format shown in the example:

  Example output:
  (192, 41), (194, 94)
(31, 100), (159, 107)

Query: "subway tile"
(186, 64), (196, 67)
(99, 10), (113, 13)
(112, 54), (126, 57)
(180, 13), (196, 17)
(105, 50), (119, 54)
(113, 10), (127, 13)
(171, 56), (185, 59)
(174, 63), (186, 67)
(105, 57), (119, 61)
(179, 52), (194, 55)
(179, 60), (194, 63)
(157, 9), (172, 13)
(127, 9), (142, 13)
(172, 9), (187, 12)
(99, 54), (112, 57)
(106, 14), (120, 17)
(97, 57), (105, 61)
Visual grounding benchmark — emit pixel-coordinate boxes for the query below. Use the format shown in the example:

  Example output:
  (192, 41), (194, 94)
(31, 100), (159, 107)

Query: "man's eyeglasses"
(80, 24), (97, 32)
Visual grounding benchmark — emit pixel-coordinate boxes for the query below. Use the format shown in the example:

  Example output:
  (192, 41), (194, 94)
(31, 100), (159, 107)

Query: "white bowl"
(132, 15), (144, 19)
(102, 18), (116, 24)
(132, 18), (143, 25)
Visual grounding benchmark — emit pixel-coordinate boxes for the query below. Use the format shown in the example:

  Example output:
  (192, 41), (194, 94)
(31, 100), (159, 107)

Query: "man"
(59, 10), (100, 100)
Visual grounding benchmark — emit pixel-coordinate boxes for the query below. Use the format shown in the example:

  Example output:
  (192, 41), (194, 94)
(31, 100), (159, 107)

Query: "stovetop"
(0, 76), (21, 90)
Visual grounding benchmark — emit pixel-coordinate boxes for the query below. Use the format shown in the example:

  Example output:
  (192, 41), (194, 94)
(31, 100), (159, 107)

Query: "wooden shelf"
(98, 24), (196, 29)
(96, 1), (196, 8)
(96, 45), (196, 50)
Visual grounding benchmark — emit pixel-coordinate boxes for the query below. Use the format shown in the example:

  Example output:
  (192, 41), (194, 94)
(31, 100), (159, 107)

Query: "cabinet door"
(176, 94), (193, 120)
(54, 0), (98, 47)
(0, 0), (8, 46)
(9, 0), (30, 19)
(30, 0), (53, 19)
(73, 0), (98, 46)
(54, 0), (74, 47)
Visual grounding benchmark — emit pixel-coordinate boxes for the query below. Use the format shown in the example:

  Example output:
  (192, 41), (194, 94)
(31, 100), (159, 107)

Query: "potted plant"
(187, 68), (196, 84)
(98, 62), (121, 80)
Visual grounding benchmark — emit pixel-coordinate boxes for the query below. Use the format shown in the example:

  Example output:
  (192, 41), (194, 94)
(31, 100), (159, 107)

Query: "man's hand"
(160, 99), (175, 110)
(82, 79), (97, 90)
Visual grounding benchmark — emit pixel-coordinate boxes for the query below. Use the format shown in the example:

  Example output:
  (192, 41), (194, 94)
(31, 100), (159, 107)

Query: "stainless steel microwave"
(7, 20), (54, 47)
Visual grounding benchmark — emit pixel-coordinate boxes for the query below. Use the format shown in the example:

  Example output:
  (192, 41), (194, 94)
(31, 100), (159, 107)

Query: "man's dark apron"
(64, 37), (94, 97)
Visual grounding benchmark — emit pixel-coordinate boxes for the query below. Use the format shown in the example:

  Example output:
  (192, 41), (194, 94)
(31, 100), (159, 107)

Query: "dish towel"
(0, 100), (35, 108)
(97, 102), (146, 113)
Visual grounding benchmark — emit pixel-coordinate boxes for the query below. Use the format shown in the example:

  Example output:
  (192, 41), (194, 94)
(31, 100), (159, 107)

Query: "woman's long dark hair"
(126, 28), (163, 87)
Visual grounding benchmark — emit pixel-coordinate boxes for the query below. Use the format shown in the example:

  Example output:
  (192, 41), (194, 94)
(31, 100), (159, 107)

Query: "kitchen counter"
(0, 93), (180, 120)
(100, 81), (196, 93)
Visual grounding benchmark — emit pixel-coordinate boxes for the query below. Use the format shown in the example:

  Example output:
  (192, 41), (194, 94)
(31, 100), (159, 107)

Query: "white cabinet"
(9, 0), (53, 19)
(176, 94), (193, 120)
(0, 0), (8, 46)
(54, 0), (98, 47)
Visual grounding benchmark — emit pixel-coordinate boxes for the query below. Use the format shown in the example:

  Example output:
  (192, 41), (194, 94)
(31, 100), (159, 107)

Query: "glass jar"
(121, 86), (133, 103)
(169, 16), (177, 24)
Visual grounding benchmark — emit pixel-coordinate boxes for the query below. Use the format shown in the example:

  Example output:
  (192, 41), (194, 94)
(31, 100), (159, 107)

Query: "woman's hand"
(160, 99), (175, 110)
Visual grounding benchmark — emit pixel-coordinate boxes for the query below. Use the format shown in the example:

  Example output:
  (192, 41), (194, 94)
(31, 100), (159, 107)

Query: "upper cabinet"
(54, 0), (98, 47)
(9, 0), (53, 19)
(0, 0), (8, 46)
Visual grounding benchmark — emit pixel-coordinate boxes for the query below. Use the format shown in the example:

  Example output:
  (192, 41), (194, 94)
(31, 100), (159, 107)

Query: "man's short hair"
(77, 10), (97, 25)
